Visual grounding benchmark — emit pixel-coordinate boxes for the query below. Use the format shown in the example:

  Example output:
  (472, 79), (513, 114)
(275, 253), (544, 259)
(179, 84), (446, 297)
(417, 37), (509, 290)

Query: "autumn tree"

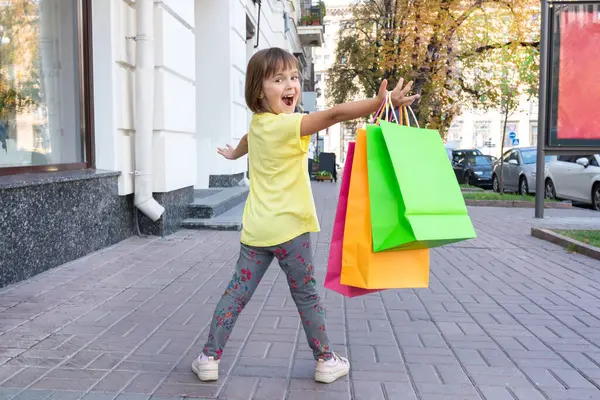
(327, 0), (540, 137)
(462, 43), (538, 193)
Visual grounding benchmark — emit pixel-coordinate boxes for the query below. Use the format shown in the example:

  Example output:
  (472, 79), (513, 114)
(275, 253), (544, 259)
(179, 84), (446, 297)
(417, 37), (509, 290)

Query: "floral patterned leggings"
(203, 233), (333, 361)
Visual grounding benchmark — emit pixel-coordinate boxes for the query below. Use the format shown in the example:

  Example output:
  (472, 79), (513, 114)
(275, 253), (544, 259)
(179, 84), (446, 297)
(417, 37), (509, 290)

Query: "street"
(1, 182), (600, 400)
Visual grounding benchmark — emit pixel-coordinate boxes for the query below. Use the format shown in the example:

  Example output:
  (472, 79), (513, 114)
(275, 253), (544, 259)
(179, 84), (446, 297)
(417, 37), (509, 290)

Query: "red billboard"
(556, 8), (600, 140)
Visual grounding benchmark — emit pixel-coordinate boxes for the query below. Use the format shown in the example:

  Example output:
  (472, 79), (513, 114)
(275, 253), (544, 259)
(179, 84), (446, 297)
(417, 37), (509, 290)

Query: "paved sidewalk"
(2, 183), (600, 400)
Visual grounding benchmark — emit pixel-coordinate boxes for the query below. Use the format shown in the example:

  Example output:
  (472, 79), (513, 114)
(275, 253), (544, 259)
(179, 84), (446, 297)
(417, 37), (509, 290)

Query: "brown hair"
(245, 47), (299, 114)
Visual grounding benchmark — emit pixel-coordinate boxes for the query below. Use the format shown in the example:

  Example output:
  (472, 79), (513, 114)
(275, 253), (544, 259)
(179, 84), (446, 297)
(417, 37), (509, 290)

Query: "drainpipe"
(134, 0), (164, 221)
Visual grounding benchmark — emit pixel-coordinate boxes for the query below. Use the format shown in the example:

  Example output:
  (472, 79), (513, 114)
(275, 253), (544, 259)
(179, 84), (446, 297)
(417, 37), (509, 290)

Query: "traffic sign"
(512, 138), (520, 146)
(509, 132), (516, 139)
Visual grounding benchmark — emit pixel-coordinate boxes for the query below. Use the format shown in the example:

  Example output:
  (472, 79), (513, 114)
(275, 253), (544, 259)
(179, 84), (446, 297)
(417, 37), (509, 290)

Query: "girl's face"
(261, 68), (301, 114)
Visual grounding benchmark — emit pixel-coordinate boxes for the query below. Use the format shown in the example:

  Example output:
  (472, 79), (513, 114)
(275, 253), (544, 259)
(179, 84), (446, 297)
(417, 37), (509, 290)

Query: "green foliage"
(327, 0), (540, 138)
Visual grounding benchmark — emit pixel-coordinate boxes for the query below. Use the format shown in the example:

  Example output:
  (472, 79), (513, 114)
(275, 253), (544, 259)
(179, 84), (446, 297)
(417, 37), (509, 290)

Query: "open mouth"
(282, 94), (294, 107)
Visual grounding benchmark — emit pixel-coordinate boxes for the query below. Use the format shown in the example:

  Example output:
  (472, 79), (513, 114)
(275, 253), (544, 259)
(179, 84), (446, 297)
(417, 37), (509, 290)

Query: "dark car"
(454, 154), (494, 188)
(451, 149), (483, 165)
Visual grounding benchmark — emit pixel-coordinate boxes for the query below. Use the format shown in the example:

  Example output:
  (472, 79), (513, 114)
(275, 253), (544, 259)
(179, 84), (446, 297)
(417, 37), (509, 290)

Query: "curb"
(464, 200), (572, 209)
(531, 227), (600, 261)
(461, 188), (484, 193)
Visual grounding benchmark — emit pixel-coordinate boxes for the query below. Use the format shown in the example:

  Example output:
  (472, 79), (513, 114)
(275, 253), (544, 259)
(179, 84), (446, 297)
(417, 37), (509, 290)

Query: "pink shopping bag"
(325, 142), (382, 297)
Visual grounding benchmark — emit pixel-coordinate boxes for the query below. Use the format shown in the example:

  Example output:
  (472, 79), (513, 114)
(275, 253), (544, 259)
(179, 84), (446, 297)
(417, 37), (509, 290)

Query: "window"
(509, 151), (520, 164)
(530, 123), (538, 146)
(504, 122), (519, 148)
(0, 0), (93, 175)
(466, 156), (492, 166)
(448, 121), (463, 142)
(520, 150), (538, 165)
(473, 120), (491, 148)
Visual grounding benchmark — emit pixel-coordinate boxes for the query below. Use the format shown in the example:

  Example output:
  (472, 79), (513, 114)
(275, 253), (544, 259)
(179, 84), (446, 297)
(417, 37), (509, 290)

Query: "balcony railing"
(298, 0), (325, 27)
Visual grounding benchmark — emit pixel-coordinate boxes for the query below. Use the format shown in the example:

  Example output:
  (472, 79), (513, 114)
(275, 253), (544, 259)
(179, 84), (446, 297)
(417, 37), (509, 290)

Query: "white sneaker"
(314, 353), (350, 384)
(191, 354), (219, 382)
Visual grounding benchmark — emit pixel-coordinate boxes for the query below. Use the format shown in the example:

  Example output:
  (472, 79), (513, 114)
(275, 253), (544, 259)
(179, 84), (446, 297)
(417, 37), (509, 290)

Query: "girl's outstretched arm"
(300, 79), (420, 137)
(217, 134), (248, 160)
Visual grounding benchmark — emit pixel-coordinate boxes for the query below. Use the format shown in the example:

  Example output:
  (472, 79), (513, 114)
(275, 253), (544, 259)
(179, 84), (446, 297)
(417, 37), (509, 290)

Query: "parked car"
(453, 155), (494, 188)
(492, 147), (546, 195)
(545, 154), (600, 211)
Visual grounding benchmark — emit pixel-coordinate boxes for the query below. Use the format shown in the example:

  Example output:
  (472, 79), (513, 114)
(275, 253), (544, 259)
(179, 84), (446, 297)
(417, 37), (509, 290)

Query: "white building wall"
(314, 0), (352, 163)
(195, 0), (309, 188)
(92, 0), (196, 195)
(93, 0), (313, 193)
(448, 96), (539, 158)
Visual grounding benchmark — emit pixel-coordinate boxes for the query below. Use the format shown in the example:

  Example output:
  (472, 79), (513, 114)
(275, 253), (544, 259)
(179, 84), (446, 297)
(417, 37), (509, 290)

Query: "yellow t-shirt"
(241, 112), (320, 247)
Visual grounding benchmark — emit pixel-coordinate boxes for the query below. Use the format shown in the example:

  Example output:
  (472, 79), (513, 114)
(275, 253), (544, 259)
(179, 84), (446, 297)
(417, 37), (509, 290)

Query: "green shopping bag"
(366, 104), (476, 252)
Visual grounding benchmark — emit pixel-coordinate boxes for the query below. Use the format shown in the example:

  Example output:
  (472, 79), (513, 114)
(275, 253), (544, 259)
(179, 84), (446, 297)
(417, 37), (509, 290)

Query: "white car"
(545, 154), (600, 211)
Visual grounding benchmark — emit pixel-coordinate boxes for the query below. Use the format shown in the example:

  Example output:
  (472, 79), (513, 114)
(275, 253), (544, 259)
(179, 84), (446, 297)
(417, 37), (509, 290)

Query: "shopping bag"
(367, 100), (476, 252)
(340, 128), (429, 290)
(325, 142), (381, 297)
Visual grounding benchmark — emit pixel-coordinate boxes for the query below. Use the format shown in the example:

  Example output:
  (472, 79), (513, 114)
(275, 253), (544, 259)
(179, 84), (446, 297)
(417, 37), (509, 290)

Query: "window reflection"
(0, 0), (82, 168)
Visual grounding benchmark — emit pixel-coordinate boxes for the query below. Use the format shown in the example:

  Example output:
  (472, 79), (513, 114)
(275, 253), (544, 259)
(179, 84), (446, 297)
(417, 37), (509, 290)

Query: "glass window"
(0, 0), (90, 173)
(504, 122), (519, 148)
(466, 156), (492, 166)
(530, 123), (538, 146)
(509, 151), (520, 164)
(520, 150), (538, 164)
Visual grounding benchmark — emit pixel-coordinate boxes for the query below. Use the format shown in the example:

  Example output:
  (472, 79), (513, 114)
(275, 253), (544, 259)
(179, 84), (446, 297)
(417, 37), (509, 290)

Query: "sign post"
(535, 0), (550, 218)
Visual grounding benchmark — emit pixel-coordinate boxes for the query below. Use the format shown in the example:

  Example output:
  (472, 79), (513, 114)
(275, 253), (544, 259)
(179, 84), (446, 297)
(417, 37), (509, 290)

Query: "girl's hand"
(217, 144), (235, 160)
(376, 78), (420, 107)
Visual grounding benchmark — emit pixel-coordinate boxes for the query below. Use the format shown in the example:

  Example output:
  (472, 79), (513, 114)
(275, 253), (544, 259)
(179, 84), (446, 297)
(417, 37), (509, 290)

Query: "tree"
(327, 0), (539, 137)
(461, 38), (539, 193)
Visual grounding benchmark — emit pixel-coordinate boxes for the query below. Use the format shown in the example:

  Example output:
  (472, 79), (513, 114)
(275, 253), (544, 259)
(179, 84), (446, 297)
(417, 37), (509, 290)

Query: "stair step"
(189, 187), (248, 219)
(182, 202), (245, 231)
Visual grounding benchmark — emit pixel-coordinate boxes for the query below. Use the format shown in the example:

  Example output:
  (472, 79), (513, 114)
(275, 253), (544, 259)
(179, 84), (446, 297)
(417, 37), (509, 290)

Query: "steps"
(182, 187), (248, 231)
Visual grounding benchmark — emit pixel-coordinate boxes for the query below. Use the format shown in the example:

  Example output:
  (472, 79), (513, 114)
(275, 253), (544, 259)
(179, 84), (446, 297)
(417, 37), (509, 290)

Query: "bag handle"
(372, 92), (420, 129)
(406, 105), (420, 129)
(372, 91), (399, 125)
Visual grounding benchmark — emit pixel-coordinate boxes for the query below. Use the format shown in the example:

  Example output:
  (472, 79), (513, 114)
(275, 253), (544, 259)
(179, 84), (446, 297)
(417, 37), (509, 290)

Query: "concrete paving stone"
(79, 393), (118, 400)
(252, 378), (288, 400)
(45, 391), (86, 399)
(30, 377), (97, 392)
(3, 185), (600, 399)
(152, 383), (220, 398)
(114, 395), (151, 400)
(0, 368), (47, 388)
(90, 371), (137, 393)
(542, 388), (600, 400)
(11, 389), (55, 400)
(286, 390), (347, 400)
(122, 373), (166, 395)
(0, 389), (19, 400)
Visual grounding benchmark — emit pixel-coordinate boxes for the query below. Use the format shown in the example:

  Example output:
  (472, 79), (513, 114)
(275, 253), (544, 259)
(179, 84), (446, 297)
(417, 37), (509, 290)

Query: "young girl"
(192, 47), (419, 384)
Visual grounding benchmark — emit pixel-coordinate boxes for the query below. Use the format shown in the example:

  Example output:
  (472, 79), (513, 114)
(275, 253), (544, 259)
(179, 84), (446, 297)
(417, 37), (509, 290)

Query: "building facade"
(448, 97), (539, 157)
(0, 0), (323, 288)
(313, 0), (352, 163)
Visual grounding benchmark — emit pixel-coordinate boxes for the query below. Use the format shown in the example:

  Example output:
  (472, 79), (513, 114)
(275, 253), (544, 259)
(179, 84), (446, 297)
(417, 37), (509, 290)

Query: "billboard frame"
(535, 0), (600, 217)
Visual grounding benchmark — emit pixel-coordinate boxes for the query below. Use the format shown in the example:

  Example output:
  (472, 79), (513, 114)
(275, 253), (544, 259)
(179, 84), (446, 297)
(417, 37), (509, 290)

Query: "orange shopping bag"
(341, 128), (430, 289)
